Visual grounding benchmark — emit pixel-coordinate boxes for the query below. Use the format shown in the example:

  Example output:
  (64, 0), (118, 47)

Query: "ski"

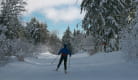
(53, 69), (68, 74)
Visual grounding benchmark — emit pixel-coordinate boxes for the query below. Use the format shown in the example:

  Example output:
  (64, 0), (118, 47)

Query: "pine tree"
(81, 0), (137, 52)
(26, 17), (49, 44)
(72, 28), (84, 53)
(0, 0), (26, 39)
(62, 26), (73, 53)
(0, 0), (26, 25)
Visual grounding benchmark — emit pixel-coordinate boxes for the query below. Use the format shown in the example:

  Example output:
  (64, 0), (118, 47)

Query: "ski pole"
(68, 56), (71, 68)
(51, 55), (59, 64)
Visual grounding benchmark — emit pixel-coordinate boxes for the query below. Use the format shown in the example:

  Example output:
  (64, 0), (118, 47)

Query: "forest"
(0, 0), (138, 64)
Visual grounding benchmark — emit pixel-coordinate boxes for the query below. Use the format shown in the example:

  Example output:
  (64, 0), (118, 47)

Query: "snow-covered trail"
(0, 52), (138, 80)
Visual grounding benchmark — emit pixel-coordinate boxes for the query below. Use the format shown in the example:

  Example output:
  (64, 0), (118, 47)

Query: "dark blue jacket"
(58, 46), (71, 56)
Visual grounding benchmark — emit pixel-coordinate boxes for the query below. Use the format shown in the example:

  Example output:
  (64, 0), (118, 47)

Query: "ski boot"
(64, 70), (67, 74)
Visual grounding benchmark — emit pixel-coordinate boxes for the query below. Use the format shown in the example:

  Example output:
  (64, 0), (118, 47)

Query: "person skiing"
(56, 44), (71, 74)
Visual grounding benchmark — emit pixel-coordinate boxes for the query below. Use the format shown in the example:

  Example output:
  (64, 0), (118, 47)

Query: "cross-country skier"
(56, 44), (71, 74)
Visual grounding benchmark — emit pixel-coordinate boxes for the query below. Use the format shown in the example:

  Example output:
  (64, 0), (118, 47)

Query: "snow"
(0, 51), (138, 80)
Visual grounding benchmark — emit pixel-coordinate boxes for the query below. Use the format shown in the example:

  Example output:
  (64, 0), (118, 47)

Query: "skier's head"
(64, 44), (67, 48)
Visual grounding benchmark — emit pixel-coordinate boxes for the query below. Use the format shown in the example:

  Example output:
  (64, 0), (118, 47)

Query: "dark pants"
(57, 55), (67, 70)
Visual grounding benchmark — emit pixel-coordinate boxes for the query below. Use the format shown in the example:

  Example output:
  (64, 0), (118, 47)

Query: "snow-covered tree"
(26, 17), (49, 44)
(0, 0), (26, 39)
(81, 35), (96, 55)
(71, 29), (84, 53)
(81, 0), (137, 52)
(0, 0), (26, 25)
(0, 25), (35, 62)
(121, 23), (138, 62)
(121, 6), (138, 62)
(62, 26), (73, 53)
(0, 25), (8, 63)
(48, 31), (62, 54)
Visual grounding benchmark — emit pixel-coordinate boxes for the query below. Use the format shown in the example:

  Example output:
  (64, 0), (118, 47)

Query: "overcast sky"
(23, 0), (84, 38)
